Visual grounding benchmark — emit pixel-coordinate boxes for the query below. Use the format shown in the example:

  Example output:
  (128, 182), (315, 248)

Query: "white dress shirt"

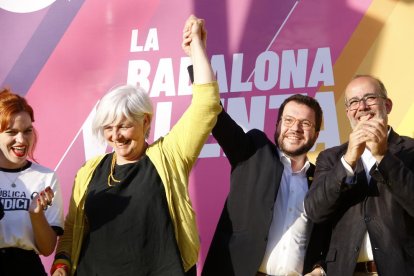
(341, 149), (377, 262)
(259, 149), (313, 276)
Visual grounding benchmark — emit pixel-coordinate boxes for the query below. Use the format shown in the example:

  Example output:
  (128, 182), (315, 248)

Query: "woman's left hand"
(29, 186), (54, 213)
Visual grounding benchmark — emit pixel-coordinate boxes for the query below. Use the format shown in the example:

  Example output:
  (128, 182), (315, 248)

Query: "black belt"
(355, 261), (377, 273)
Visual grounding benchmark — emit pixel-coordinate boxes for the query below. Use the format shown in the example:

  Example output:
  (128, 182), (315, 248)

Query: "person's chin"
(114, 148), (130, 157)
(283, 141), (313, 156)
(282, 144), (302, 154)
(12, 154), (27, 162)
(6, 158), (27, 168)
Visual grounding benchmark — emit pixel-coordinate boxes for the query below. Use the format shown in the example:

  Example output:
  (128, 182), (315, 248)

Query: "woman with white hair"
(51, 15), (221, 276)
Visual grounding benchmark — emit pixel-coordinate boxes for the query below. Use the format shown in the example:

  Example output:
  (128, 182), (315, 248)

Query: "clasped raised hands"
(344, 117), (388, 168)
(182, 14), (207, 57)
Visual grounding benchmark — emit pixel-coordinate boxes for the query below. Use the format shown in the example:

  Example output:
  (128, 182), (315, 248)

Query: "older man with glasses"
(305, 75), (414, 276)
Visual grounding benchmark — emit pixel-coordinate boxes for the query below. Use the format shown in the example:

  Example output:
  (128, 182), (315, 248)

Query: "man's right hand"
(344, 125), (367, 169)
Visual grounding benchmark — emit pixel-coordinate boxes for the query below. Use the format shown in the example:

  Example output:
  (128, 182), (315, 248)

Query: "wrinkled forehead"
(345, 77), (379, 99)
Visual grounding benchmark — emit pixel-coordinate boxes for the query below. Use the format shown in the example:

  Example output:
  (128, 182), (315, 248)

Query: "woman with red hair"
(0, 88), (64, 275)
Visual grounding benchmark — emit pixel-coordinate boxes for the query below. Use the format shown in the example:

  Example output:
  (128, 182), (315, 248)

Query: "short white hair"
(92, 84), (153, 142)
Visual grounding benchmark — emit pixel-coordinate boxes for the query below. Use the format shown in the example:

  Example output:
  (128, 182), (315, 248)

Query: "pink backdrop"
(0, 0), (373, 273)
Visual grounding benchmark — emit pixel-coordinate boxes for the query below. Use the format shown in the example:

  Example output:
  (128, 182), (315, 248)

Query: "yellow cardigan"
(53, 82), (221, 275)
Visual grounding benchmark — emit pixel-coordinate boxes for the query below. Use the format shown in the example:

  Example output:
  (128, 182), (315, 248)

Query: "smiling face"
(0, 111), (34, 169)
(275, 101), (319, 159)
(345, 76), (392, 129)
(103, 114), (150, 164)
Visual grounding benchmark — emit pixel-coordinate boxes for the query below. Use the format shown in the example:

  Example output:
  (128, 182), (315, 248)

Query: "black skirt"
(0, 247), (47, 276)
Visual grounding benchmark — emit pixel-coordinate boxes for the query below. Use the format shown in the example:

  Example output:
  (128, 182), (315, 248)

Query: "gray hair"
(92, 84), (153, 142)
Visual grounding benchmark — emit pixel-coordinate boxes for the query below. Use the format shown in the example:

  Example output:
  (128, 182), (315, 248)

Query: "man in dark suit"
(182, 16), (327, 275)
(201, 93), (326, 276)
(305, 75), (414, 276)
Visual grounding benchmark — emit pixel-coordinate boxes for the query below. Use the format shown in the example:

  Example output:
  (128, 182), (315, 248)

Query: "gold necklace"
(107, 144), (148, 187)
(107, 153), (121, 187)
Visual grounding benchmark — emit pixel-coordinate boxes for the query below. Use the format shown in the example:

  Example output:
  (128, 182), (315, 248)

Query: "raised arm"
(150, 15), (221, 170)
(182, 15), (215, 84)
(182, 16), (258, 166)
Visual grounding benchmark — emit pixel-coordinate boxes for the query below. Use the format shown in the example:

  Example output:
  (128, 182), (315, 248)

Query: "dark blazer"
(202, 110), (327, 276)
(304, 129), (414, 276)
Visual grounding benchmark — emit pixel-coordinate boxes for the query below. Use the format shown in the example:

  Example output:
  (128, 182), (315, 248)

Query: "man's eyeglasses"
(281, 115), (314, 130)
(346, 94), (386, 111)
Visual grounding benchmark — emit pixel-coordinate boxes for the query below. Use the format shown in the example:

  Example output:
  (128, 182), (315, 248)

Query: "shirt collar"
(277, 148), (310, 175)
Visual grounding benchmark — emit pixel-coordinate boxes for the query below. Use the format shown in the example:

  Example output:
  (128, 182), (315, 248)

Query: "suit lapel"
(306, 164), (315, 188)
(273, 148), (284, 202)
(387, 128), (404, 155)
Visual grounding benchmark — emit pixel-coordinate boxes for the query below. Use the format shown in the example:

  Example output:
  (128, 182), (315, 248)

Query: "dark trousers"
(0, 247), (47, 276)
